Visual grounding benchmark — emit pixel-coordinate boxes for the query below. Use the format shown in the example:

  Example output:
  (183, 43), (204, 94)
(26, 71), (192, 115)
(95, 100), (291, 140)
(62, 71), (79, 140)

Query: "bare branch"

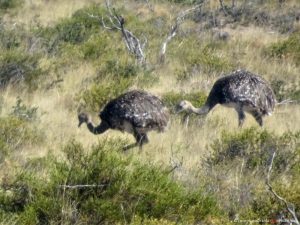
(232, 0), (236, 8)
(159, 3), (203, 64)
(219, 0), (228, 15)
(276, 99), (296, 105)
(99, 0), (146, 66)
(266, 152), (300, 225)
(59, 184), (107, 189)
(144, 0), (154, 12)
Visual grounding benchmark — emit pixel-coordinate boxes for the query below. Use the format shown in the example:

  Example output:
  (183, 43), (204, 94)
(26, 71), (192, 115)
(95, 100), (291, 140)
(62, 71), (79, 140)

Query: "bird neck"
(190, 104), (210, 115)
(87, 120), (109, 134)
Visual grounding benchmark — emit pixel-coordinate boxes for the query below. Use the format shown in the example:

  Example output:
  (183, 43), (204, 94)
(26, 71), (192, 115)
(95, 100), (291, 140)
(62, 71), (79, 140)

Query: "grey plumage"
(78, 90), (169, 150)
(176, 70), (276, 127)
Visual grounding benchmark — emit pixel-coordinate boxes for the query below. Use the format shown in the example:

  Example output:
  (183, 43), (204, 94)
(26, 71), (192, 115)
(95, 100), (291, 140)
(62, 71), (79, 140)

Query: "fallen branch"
(58, 184), (107, 189)
(266, 152), (300, 225)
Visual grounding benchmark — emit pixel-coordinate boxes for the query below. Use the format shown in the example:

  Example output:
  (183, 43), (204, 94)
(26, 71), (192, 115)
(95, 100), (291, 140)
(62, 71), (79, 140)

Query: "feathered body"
(78, 90), (169, 150)
(100, 90), (169, 133)
(206, 70), (276, 115)
(176, 70), (276, 126)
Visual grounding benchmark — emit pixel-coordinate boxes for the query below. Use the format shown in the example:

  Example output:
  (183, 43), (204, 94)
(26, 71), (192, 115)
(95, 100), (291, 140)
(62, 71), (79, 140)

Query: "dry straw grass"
(1, 0), (299, 186)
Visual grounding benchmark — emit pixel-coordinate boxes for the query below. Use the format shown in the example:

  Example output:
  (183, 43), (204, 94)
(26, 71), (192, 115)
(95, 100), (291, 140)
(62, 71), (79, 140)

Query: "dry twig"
(100, 0), (147, 66)
(266, 152), (300, 225)
(159, 3), (203, 64)
(58, 184), (107, 189)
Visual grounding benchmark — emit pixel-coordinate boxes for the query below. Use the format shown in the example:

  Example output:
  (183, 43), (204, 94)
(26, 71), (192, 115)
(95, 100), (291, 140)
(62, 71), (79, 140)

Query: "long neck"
(190, 104), (210, 115)
(87, 120), (109, 135)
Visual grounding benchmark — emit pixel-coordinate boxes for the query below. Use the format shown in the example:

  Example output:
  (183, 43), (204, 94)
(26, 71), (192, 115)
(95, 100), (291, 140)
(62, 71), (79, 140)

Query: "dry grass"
(1, 0), (299, 191)
(3, 0), (99, 26)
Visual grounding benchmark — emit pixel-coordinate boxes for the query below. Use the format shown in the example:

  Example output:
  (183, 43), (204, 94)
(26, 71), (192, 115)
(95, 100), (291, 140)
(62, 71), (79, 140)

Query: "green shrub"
(10, 97), (38, 121)
(0, 139), (222, 224)
(95, 59), (158, 87)
(266, 32), (300, 65)
(271, 78), (300, 103)
(37, 5), (106, 54)
(204, 128), (300, 221)
(172, 38), (233, 73)
(0, 116), (43, 162)
(79, 34), (111, 60)
(0, 23), (26, 49)
(0, 50), (44, 90)
(0, 0), (22, 10)
(187, 46), (233, 73)
(208, 128), (300, 174)
(96, 59), (140, 79)
(162, 91), (207, 109)
(78, 59), (154, 111)
(79, 78), (132, 112)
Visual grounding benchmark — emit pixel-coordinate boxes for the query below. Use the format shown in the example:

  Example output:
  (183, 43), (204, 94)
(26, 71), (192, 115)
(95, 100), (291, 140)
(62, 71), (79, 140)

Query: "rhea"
(78, 90), (169, 150)
(175, 70), (276, 127)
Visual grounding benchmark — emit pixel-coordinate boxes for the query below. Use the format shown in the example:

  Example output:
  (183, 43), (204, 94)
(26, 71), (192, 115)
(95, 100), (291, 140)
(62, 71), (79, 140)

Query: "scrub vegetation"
(0, 0), (299, 224)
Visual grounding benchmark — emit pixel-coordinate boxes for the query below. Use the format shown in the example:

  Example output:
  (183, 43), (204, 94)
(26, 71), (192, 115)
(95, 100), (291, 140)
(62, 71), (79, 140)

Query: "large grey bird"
(78, 90), (169, 150)
(175, 70), (276, 127)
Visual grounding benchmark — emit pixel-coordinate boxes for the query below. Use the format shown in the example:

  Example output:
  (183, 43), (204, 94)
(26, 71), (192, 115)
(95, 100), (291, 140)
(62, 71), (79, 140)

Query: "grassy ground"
(0, 0), (300, 224)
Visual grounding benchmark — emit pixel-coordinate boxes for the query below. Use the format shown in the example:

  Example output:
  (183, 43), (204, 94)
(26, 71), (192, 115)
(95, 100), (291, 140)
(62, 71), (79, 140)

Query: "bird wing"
(100, 91), (169, 130)
(227, 73), (276, 114)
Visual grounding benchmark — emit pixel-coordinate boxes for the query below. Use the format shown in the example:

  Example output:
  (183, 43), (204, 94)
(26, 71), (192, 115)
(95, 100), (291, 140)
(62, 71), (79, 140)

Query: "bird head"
(175, 100), (193, 114)
(78, 112), (90, 127)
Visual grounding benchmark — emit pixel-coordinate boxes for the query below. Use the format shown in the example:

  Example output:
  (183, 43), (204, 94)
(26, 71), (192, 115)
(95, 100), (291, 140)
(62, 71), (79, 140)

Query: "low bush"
(10, 97), (38, 121)
(96, 59), (140, 80)
(0, 116), (43, 163)
(172, 38), (233, 73)
(271, 78), (300, 103)
(208, 127), (300, 175)
(0, 23), (26, 50)
(266, 31), (300, 65)
(37, 5), (106, 54)
(0, 139), (222, 224)
(79, 59), (157, 112)
(162, 91), (207, 109)
(79, 78), (132, 112)
(0, 0), (22, 10)
(203, 128), (300, 222)
(79, 33), (112, 61)
(0, 50), (44, 90)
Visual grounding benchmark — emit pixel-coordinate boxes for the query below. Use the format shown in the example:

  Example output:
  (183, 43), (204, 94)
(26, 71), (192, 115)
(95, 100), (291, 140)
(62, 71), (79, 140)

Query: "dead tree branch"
(144, 0), (154, 12)
(219, 0), (228, 15)
(100, 0), (147, 66)
(266, 152), (300, 225)
(159, 3), (203, 64)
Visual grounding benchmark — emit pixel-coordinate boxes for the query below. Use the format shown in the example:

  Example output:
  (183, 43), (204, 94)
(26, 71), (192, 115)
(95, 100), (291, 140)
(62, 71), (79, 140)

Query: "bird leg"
(134, 131), (149, 150)
(251, 111), (263, 127)
(123, 131), (149, 151)
(181, 113), (191, 128)
(236, 107), (246, 127)
(135, 132), (149, 150)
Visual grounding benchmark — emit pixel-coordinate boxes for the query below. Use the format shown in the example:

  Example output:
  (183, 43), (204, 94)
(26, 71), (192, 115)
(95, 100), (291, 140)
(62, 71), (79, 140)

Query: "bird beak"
(78, 121), (83, 127)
